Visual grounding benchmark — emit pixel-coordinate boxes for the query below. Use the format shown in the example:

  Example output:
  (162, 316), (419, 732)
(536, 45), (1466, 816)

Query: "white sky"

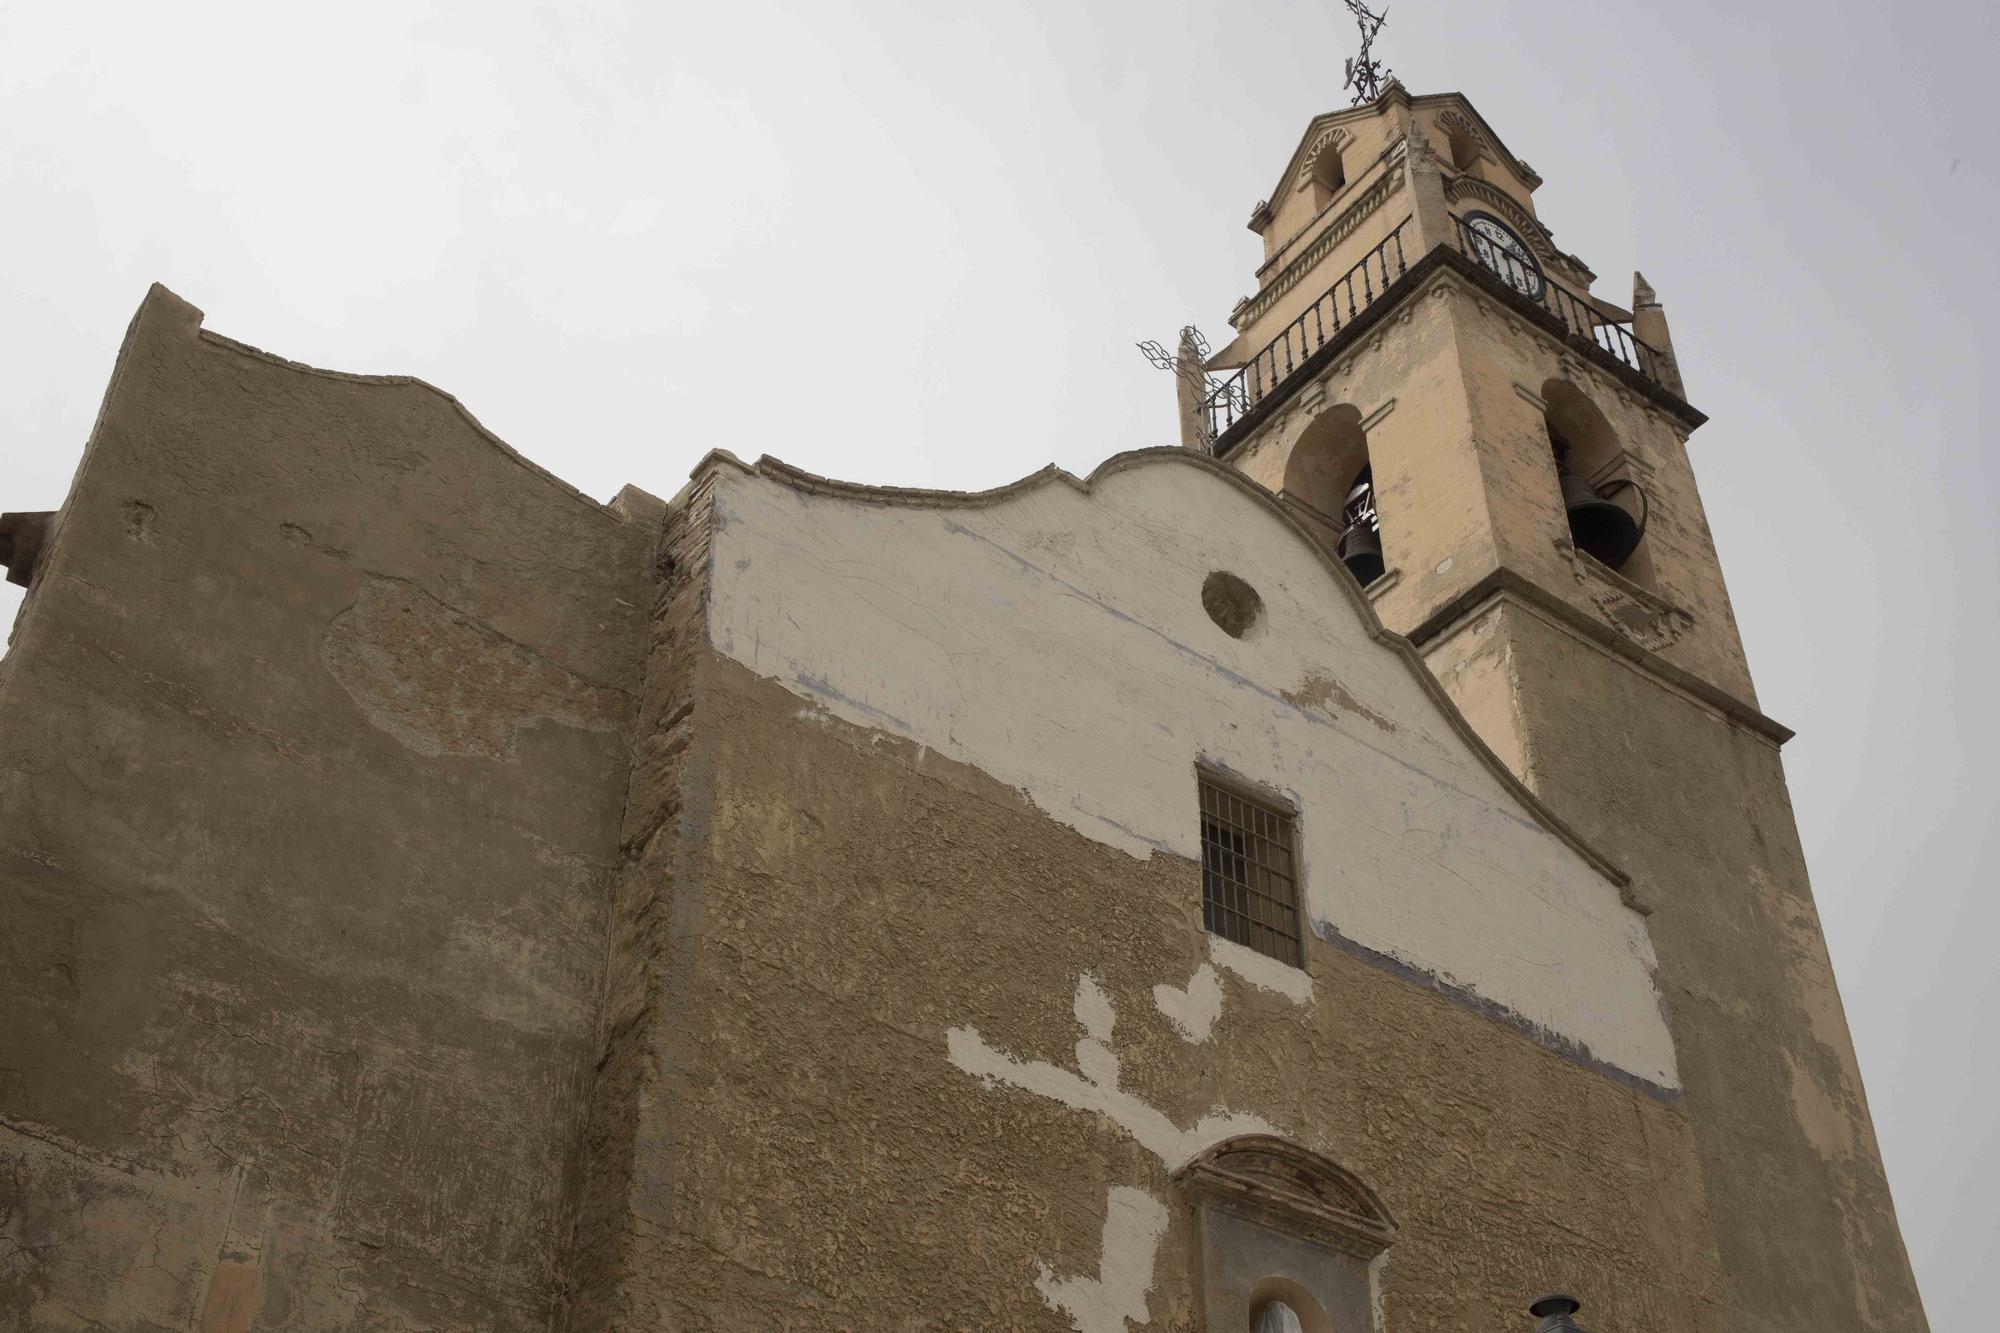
(2, 0), (1992, 1321)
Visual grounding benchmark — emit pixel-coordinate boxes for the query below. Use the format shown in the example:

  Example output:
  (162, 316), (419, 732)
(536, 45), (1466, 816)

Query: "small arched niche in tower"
(1540, 379), (1656, 589)
(1281, 405), (1385, 588)
(1445, 123), (1481, 175)
(1175, 1135), (1395, 1333)
(1311, 144), (1345, 204)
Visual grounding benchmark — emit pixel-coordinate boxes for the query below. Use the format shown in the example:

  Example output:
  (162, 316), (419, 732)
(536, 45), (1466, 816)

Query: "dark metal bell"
(1339, 466), (1386, 586)
(1338, 522), (1385, 586)
(1559, 470), (1641, 571)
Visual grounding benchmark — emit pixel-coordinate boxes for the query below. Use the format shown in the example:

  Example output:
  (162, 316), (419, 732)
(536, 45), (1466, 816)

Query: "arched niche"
(1447, 125), (1480, 174)
(1540, 379), (1656, 588)
(1175, 1135), (1395, 1333)
(1309, 142), (1346, 205)
(1250, 1278), (1332, 1333)
(1281, 405), (1384, 587)
(1299, 128), (1349, 211)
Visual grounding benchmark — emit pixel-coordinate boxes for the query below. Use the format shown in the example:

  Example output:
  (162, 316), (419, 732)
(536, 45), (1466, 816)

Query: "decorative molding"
(1175, 1136), (1396, 1260)
(1294, 126), (1352, 192)
(1364, 567), (1401, 600)
(1358, 396), (1397, 432)
(1513, 383), (1549, 412)
(1589, 446), (1656, 485)
(1556, 538), (1694, 653)
(1436, 108), (1489, 157)
(1403, 567), (1791, 748)
(1433, 102), (1540, 187)
(1231, 167), (1406, 330)
(1444, 175), (1556, 261)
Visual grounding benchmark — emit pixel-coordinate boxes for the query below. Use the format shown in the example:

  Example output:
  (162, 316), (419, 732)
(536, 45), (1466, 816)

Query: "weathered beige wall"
(1220, 265), (1756, 710)
(1227, 93), (1550, 379)
(0, 235), (1921, 1333)
(1215, 235), (1926, 1329)
(1434, 598), (1928, 1333)
(559, 473), (714, 1331)
(1255, 106), (1395, 269)
(1442, 284), (1758, 702)
(1227, 272), (1502, 630)
(609, 644), (1724, 1329)
(702, 454), (1678, 1091)
(0, 287), (658, 1330)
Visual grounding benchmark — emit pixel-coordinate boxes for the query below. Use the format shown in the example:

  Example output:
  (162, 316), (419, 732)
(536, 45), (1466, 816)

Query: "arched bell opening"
(1306, 141), (1346, 211)
(1540, 380), (1656, 589)
(1282, 406), (1384, 588)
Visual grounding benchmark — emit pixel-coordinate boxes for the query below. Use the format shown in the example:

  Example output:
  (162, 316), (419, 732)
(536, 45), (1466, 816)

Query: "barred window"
(1198, 773), (1303, 967)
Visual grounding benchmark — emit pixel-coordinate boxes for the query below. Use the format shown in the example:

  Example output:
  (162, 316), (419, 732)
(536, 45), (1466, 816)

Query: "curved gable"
(698, 447), (1679, 1093)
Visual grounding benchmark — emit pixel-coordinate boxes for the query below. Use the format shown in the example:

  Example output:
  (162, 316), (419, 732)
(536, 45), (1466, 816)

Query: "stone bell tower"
(1193, 84), (1929, 1331)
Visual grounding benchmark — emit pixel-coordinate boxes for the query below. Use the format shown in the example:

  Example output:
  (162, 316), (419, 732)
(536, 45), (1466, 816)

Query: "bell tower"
(1193, 85), (1929, 1331)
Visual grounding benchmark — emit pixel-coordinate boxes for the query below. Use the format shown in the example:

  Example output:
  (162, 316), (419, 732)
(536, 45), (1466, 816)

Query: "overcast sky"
(2, 0), (1992, 1320)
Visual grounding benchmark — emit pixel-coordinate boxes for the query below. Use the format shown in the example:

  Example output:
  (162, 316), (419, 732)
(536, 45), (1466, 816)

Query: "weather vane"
(1137, 326), (1230, 451)
(1341, 1), (1392, 105)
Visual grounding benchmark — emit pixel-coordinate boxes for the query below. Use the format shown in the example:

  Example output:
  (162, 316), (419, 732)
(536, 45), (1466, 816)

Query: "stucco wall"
(703, 453), (1678, 1094)
(1450, 597), (1927, 1332)
(614, 640), (1722, 1329)
(0, 288), (657, 1330)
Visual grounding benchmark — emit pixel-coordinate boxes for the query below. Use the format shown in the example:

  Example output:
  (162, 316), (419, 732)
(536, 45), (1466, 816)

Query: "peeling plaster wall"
(0, 288), (657, 1330)
(703, 455), (1678, 1092)
(1469, 599), (1929, 1332)
(618, 649), (1723, 1329)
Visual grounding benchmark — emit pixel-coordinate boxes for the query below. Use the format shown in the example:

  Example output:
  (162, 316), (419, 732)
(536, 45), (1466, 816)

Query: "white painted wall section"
(704, 454), (1679, 1092)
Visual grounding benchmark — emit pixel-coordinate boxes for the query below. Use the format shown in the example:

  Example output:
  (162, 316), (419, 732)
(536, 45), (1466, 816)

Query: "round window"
(1201, 571), (1264, 639)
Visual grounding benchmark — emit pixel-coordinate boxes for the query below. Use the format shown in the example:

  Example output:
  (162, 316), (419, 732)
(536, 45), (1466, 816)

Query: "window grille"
(1198, 774), (1303, 967)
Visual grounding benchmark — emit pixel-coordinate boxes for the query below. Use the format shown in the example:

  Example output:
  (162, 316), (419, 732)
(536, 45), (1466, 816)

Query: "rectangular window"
(1198, 772), (1304, 967)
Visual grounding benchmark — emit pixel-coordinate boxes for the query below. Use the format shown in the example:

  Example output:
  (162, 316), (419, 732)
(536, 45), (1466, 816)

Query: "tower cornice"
(1256, 89), (1542, 234)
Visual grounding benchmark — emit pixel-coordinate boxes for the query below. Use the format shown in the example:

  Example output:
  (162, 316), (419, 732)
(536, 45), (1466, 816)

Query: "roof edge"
(1260, 87), (1541, 222)
(135, 284), (643, 526)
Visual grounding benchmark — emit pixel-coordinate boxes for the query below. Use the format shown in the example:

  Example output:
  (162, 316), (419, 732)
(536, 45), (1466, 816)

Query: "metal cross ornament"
(1341, 1), (1392, 105)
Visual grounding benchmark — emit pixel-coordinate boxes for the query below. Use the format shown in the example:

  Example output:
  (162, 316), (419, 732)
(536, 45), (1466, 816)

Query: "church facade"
(0, 87), (1925, 1331)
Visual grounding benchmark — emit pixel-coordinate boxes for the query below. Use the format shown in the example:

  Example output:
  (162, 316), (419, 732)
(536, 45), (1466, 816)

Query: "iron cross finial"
(1341, 2), (1393, 105)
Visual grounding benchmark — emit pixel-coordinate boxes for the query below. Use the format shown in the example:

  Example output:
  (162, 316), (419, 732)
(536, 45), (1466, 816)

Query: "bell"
(1338, 522), (1385, 586)
(1559, 469), (1641, 571)
(1338, 467), (1386, 586)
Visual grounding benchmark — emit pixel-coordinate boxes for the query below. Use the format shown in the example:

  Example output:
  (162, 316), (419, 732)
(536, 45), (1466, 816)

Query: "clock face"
(1463, 212), (1545, 300)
